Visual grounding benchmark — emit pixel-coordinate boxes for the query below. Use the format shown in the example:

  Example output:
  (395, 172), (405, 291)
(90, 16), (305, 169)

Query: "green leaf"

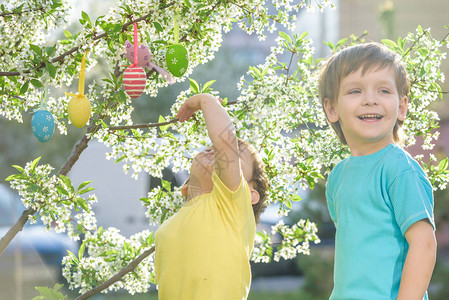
(12, 164), (25, 173)
(202, 80), (216, 93)
(53, 283), (64, 292)
(146, 232), (154, 245)
(57, 185), (70, 196)
(189, 78), (200, 94)
(76, 197), (89, 212)
(46, 62), (57, 78)
(30, 79), (43, 88)
(78, 240), (86, 259)
(183, 0), (192, 8)
(81, 11), (92, 27)
(291, 194), (302, 202)
(51, 0), (63, 9)
(158, 115), (170, 131)
(20, 81), (29, 94)
(397, 37), (405, 50)
(381, 39), (398, 50)
(5, 174), (27, 181)
(438, 158), (448, 173)
(66, 250), (78, 264)
(298, 31), (309, 40)
(59, 175), (71, 187)
(30, 44), (42, 56)
(64, 30), (73, 39)
(307, 176), (315, 190)
(30, 157), (41, 174)
(77, 187), (95, 195)
(34, 287), (52, 298)
(153, 22), (163, 32)
(59, 175), (74, 193)
(221, 97), (228, 107)
(45, 46), (56, 57)
(417, 25), (423, 34)
(323, 41), (335, 51)
(336, 38), (348, 49)
(114, 156), (126, 163)
(161, 179), (171, 192)
(279, 31), (292, 44)
(77, 181), (93, 191)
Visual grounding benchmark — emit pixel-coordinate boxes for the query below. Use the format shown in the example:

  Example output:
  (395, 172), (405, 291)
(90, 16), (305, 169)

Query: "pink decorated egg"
(123, 66), (146, 98)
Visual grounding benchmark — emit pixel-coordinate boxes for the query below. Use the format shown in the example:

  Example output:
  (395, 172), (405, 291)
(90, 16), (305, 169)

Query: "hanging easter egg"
(68, 94), (91, 128)
(165, 44), (189, 77)
(31, 110), (55, 143)
(123, 66), (146, 98)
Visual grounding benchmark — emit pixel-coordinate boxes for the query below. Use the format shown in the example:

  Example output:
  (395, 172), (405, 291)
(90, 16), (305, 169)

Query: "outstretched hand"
(176, 95), (223, 122)
(177, 96), (202, 122)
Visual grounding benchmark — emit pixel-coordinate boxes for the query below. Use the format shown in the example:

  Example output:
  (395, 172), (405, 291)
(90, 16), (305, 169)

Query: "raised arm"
(177, 94), (241, 191)
(397, 220), (436, 300)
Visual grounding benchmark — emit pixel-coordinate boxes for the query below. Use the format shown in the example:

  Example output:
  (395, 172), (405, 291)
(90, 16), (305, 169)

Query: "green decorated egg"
(165, 44), (189, 77)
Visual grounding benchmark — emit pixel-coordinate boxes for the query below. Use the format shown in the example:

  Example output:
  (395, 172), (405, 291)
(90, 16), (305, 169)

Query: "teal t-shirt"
(326, 144), (435, 300)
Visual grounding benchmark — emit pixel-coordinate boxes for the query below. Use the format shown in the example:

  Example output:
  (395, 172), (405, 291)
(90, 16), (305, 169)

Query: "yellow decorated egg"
(68, 94), (91, 128)
(165, 44), (189, 77)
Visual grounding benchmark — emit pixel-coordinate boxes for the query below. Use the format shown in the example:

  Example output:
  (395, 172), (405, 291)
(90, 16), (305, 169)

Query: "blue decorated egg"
(31, 110), (55, 143)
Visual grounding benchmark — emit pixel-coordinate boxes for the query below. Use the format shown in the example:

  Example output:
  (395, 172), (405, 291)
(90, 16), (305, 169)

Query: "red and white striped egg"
(123, 66), (146, 98)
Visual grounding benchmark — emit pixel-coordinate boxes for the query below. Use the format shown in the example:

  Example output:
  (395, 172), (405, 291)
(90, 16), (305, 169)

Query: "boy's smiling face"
(324, 66), (408, 156)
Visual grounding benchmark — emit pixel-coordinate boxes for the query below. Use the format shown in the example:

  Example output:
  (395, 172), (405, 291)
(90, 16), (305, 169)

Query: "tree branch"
(0, 207), (36, 256)
(0, 122), (100, 257)
(106, 99), (240, 133)
(75, 246), (155, 300)
(108, 118), (179, 131)
(0, 3), (177, 77)
(0, 6), (44, 18)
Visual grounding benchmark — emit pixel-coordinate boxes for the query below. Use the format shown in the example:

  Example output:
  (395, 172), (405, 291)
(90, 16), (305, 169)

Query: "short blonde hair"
(318, 42), (410, 145)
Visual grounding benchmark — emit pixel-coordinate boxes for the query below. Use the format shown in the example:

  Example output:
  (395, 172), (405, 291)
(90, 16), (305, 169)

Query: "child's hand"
(176, 95), (222, 122)
(177, 95), (203, 122)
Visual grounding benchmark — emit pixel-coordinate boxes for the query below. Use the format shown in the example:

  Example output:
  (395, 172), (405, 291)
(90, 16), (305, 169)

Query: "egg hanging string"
(173, 14), (179, 44)
(66, 52), (87, 98)
(122, 22), (147, 99)
(130, 22), (139, 67)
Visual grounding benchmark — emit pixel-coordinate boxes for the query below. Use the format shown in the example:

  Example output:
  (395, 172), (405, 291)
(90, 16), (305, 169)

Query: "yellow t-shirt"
(155, 171), (255, 300)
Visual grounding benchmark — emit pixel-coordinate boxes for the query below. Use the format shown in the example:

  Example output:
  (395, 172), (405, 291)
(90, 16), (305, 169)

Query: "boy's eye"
(380, 89), (391, 94)
(348, 89), (361, 94)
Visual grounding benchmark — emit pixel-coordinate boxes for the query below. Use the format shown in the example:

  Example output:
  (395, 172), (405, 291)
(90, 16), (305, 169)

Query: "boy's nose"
(363, 91), (379, 105)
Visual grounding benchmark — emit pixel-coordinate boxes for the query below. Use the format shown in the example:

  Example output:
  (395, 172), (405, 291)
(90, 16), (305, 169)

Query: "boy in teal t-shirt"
(319, 42), (436, 299)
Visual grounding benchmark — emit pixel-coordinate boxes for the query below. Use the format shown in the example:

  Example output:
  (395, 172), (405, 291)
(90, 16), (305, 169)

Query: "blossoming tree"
(1, 0), (448, 298)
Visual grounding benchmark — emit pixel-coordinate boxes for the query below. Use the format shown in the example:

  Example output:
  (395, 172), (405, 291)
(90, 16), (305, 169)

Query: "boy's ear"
(398, 95), (408, 121)
(181, 184), (188, 197)
(323, 98), (339, 123)
(250, 189), (260, 205)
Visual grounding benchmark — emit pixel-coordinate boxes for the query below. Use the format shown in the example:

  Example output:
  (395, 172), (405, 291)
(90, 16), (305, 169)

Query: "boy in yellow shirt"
(155, 93), (269, 300)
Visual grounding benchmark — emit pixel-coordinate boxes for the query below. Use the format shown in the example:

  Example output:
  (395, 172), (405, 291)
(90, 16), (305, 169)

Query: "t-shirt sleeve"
(210, 170), (252, 226)
(326, 179), (337, 225)
(389, 169), (435, 235)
